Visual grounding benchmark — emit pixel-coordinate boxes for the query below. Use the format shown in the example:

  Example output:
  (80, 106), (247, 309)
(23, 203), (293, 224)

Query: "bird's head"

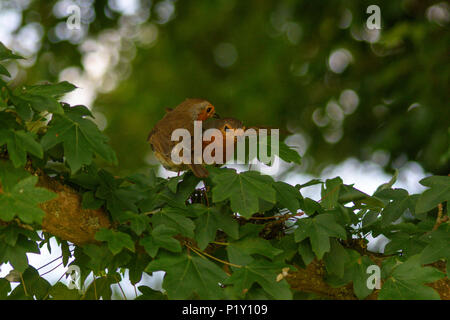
(189, 99), (215, 121)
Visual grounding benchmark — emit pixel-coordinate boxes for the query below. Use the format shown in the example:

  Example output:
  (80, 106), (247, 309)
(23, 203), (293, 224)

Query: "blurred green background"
(1, 0), (449, 177)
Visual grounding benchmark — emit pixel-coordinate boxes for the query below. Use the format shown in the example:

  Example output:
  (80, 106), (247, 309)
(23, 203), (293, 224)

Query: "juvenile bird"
(147, 98), (215, 178)
(202, 117), (245, 165)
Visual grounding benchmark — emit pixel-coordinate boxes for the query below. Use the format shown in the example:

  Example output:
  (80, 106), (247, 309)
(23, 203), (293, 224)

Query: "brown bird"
(147, 98), (216, 178)
(202, 117), (246, 165)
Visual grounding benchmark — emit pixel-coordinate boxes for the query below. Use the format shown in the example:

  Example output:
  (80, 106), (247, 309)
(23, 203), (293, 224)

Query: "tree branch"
(0, 173), (110, 245)
(37, 174), (111, 245)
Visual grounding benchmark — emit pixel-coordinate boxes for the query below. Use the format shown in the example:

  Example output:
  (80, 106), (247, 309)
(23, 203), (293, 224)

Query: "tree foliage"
(0, 44), (449, 300)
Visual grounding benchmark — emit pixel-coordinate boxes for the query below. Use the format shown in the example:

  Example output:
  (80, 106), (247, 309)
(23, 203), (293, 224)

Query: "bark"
(0, 174), (110, 245)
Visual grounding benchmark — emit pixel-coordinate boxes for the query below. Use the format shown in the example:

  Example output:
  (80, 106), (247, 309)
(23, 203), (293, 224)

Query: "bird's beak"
(213, 113), (221, 119)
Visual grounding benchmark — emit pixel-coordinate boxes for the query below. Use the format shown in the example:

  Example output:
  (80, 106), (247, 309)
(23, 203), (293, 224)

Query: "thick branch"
(286, 258), (449, 300)
(36, 174), (111, 245)
(0, 173), (110, 245)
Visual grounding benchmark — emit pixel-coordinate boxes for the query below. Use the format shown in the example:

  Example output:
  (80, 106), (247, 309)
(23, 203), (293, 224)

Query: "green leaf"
(294, 214), (347, 259)
(49, 283), (81, 300)
(140, 225), (181, 257)
(146, 251), (228, 299)
(0, 42), (24, 60)
(320, 177), (343, 209)
(94, 170), (141, 220)
(211, 169), (276, 218)
(0, 175), (56, 224)
(0, 278), (11, 298)
(419, 224), (450, 264)
(384, 232), (427, 257)
(0, 161), (29, 190)
(83, 273), (119, 300)
(362, 210), (380, 228)
(278, 140), (302, 165)
(297, 179), (322, 189)
(379, 255), (444, 300)
(167, 175), (183, 193)
(328, 203), (357, 225)
(150, 207), (195, 238)
(253, 134), (301, 165)
(11, 81), (76, 116)
(0, 64), (11, 77)
(120, 211), (150, 236)
(194, 206), (239, 250)
(223, 259), (292, 299)
(8, 267), (50, 300)
(11, 99), (33, 121)
(416, 176), (450, 214)
(0, 224), (41, 246)
(338, 184), (372, 204)
(80, 244), (114, 272)
(22, 81), (77, 97)
(374, 169), (399, 193)
(272, 233), (299, 264)
(300, 197), (323, 215)
(273, 181), (302, 213)
(0, 235), (40, 272)
(297, 239), (315, 265)
(0, 129), (43, 167)
(323, 239), (349, 278)
(41, 105), (117, 173)
(81, 191), (104, 210)
(127, 253), (151, 285)
(136, 286), (166, 300)
(16, 93), (64, 114)
(227, 224), (282, 261)
(61, 240), (71, 267)
(172, 172), (201, 202)
(325, 250), (374, 299)
(376, 188), (410, 226)
(0, 112), (19, 129)
(94, 228), (135, 255)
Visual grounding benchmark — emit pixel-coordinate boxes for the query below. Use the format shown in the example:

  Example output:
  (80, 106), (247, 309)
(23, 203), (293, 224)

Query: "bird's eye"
(206, 107), (213, 113)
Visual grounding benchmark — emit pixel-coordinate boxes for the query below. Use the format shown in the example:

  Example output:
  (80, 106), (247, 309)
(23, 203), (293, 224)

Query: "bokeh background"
(0, 0), (449, 298)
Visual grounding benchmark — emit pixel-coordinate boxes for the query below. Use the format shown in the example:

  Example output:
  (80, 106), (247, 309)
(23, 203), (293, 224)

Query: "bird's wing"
(149, 110), (198, 157)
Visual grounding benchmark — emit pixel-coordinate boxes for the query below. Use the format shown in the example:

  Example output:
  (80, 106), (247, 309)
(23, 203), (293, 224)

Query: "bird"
(147, 98), (216, 178)
(201, 117), (246, 165)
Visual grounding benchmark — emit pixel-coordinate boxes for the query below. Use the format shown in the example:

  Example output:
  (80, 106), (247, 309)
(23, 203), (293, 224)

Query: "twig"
(114, 275), (127, 300)
(20, 273), (29, 297)
(143, 209), (161, 215)
(211, 241), (229, 246)
(432, 203), (448, 230)
(185, 243), (242, 268)
(318, 183), (341, 203)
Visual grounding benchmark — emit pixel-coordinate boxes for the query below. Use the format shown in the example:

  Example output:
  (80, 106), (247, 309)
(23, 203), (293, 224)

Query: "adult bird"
(147, 98), (216, 178)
